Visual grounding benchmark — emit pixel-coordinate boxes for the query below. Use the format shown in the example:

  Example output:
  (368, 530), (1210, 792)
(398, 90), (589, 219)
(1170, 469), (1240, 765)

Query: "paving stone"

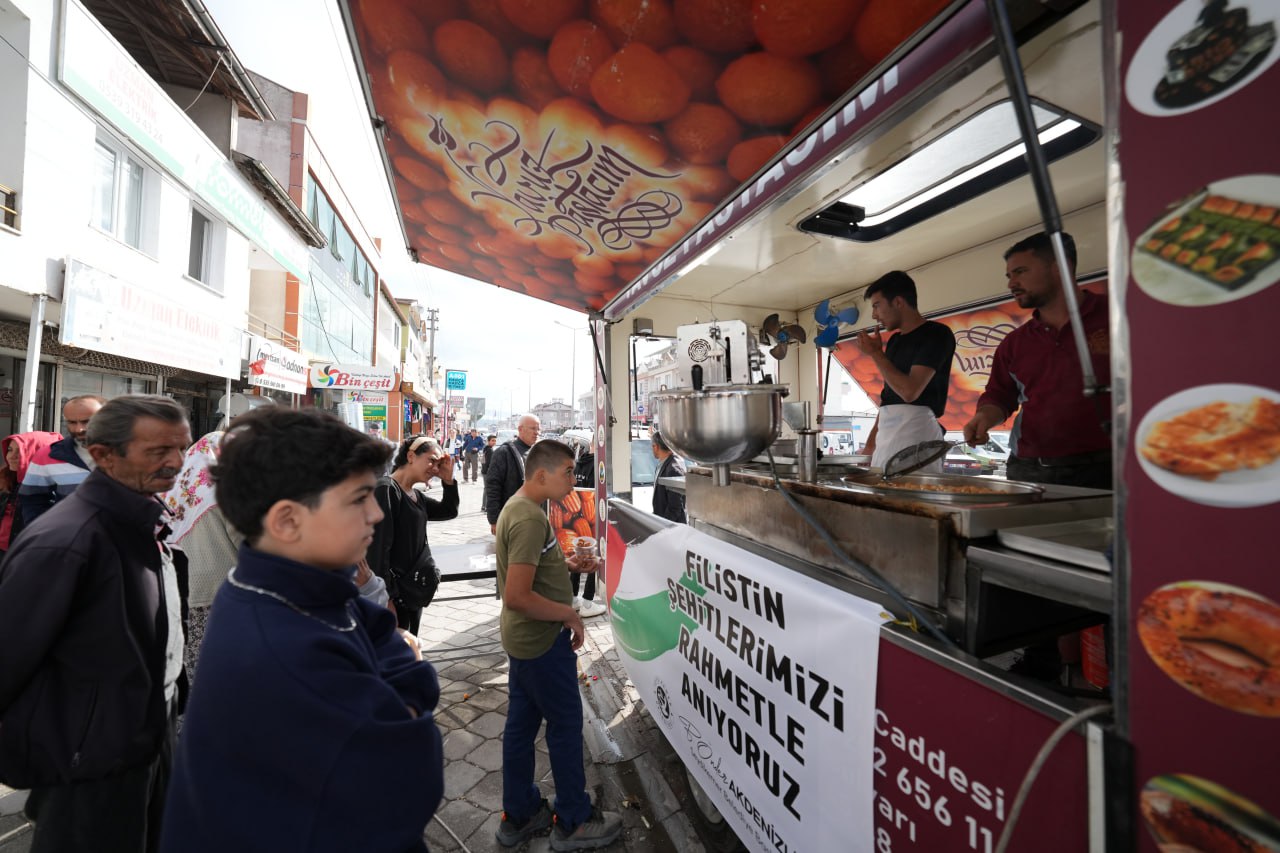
(470, 710), (508, 738)
(444, 760), (486, 799)
(466, 686), (509, 712)
(436, 701), (483, 729)
(442, 729), (485, 761)
(435, 796), (492, 842)
(467, 738), (505, 772)
(464, 812), (505, 853)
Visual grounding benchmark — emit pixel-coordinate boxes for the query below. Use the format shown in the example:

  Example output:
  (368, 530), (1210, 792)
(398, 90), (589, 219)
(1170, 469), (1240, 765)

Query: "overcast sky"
(203, 0), (594, 420)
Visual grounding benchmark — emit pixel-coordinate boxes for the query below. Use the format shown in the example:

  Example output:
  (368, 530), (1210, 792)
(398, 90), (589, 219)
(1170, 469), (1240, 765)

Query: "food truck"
(339, 0), (1279, 849)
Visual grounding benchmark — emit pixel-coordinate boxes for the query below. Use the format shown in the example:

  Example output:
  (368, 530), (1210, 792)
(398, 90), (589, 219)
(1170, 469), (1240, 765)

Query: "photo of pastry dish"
(1138, 581), (1280, 716)
(1126, 0), (1279, 117)
(1141, 774), (1280, 852)
(1132, 175), (1280, 305)
(1137, 384), (1280, 507)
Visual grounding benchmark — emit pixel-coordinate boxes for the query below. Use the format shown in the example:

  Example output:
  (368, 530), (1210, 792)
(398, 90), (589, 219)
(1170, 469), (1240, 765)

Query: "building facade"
(0, 0), (317, 438)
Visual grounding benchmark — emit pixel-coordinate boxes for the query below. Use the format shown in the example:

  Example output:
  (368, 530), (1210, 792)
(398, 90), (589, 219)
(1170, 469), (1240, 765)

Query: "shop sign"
(606, 509), (887, 853)
(447, 396), (464, 407)
(60, 259), (240, 379)
(310, 364), (396, 390)
(246, 335), (308, 394)
(58, 0), (310, 280)
(341, 390), (389, 405)
(445, 370), (467, 390)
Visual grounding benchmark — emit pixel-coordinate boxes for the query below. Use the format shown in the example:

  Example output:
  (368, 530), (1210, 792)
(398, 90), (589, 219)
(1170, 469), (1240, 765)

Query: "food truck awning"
(336, 0), (970, 312)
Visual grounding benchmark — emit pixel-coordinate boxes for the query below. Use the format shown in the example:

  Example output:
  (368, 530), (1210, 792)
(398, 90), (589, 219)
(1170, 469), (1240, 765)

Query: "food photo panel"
(1131, 174), (1280, 306)
(1125, 0), (1279, 116)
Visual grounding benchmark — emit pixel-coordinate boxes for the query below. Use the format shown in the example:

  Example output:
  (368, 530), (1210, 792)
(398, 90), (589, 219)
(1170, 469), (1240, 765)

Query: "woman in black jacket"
(368, 435), (458, 634)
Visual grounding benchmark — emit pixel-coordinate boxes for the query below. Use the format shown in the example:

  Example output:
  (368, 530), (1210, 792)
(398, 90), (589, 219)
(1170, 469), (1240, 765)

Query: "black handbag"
(391, 548), (440, 609)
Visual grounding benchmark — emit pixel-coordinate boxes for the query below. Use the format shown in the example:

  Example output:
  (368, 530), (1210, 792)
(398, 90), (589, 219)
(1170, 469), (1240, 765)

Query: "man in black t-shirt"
(855, 271), (957, 472)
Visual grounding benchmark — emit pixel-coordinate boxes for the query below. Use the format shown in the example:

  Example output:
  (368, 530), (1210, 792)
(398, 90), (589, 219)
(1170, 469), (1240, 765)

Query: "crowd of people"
(0, 397), (625, 852)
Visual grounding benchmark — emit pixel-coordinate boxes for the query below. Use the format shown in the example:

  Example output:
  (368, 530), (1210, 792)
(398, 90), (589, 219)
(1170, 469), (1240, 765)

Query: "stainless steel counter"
(684, 466), (1113, 651)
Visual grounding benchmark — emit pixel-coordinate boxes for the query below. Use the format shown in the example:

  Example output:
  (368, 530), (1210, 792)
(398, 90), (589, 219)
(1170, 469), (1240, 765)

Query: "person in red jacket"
(0, 431), (63, 554)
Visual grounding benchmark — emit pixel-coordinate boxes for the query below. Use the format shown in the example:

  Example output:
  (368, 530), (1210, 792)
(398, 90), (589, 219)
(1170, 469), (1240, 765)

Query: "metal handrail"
(246, 312), (301, 352)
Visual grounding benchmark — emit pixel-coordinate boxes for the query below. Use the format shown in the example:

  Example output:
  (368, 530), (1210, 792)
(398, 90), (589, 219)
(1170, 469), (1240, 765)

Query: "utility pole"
(425, 307), (439, 392)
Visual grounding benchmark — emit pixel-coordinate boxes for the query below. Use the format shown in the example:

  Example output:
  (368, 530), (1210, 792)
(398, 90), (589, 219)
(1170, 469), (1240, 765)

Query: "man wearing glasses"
(484, 415), (540, 535)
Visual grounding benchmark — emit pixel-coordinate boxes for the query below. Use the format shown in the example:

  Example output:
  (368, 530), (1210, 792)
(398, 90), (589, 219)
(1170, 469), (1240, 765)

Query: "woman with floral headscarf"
(163, 431), (241, 680)
(0, 431), (63, 554)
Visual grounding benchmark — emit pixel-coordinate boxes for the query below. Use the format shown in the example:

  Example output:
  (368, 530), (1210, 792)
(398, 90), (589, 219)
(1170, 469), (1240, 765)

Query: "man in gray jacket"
(483, 415), (540, 534)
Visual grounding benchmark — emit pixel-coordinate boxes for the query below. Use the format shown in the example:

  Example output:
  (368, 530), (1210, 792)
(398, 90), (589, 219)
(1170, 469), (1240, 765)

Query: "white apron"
(871, 405), (944, 474)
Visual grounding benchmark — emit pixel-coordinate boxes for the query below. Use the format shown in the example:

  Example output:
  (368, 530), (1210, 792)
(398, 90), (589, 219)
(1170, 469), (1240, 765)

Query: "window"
(91, 139), (145, 248)
(800, 99), (1100, 241)
(187, 206), (222, 289)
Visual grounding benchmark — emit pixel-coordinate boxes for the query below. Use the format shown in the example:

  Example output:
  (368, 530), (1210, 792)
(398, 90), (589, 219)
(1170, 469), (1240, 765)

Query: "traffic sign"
(445, 370), (467, 390)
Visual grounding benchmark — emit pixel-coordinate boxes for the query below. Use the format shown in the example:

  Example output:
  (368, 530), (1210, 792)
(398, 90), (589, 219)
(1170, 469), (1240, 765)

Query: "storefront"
(308, 363), (398, 437)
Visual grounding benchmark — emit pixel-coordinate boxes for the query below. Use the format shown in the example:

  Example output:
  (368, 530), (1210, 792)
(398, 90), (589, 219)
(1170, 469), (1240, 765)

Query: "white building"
(0, 0), (316, 436)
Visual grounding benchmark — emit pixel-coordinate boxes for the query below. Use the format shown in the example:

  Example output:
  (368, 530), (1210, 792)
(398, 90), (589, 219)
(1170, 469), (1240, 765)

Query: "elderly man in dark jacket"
(0, 395), (191, 853)
(483, 415), (540, 534)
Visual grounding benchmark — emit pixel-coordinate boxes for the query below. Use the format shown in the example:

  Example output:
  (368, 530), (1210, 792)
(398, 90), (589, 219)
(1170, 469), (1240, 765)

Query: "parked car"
(942, 432), (999, 476)
(820, 431), (854, 455)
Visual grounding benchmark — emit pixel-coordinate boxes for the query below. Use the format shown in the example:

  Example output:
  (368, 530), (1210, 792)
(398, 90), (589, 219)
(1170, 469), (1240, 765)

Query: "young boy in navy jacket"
(160, 408), (443, 853)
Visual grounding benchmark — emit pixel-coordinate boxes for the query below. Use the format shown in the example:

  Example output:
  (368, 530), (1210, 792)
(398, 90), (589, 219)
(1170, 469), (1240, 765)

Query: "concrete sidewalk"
(0, 478), (707, 853)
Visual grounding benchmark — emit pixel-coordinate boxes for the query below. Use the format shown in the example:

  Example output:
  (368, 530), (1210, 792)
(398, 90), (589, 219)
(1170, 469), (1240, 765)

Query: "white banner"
(60, 259), (241, 379)
(609, 523), (887, 853)
(246, 335), (307, 394)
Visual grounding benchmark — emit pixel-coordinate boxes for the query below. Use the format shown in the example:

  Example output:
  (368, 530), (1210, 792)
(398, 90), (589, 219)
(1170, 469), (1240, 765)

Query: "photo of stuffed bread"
(1141, 396), (1280, 479)
(1141, 774), (1280, 853)
(1138, 582), (1280, 717)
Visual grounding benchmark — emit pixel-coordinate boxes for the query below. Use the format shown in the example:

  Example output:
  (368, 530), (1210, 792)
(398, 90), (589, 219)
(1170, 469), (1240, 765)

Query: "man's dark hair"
(525, 438), (574, 476)
(86, 394), (188, 455)
(1004, 231), (1077, 272)
(392, 435), (441, 470)
(651, 431), (670, 454)
(213, 408), (392, 543)
(864, 270), (918, 309)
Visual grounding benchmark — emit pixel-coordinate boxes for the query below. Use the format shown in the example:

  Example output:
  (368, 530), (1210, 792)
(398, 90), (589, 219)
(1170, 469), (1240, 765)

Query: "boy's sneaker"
(550, 806), (623, 851)
(496, 798), (553, 847)
(576, 598), (607, 618)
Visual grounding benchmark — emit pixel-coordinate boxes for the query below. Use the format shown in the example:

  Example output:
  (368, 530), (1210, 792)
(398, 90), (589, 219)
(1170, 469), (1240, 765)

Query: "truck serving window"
(800, 98), (1099, 242)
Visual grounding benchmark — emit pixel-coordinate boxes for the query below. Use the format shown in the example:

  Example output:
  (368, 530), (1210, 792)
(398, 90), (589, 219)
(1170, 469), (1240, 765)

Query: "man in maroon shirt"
(963, 232), (1112, 489)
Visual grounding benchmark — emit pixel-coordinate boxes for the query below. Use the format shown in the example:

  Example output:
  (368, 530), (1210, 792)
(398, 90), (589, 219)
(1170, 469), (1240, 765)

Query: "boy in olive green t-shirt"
(493, 440), (623, 851)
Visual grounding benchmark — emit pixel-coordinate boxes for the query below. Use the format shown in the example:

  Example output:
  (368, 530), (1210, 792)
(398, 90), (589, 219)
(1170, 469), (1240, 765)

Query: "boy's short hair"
(651, 430), (670, 453)
(213, 408), (392, 543)
(864, 270), (918, 309)
(524, 439), (574, 476)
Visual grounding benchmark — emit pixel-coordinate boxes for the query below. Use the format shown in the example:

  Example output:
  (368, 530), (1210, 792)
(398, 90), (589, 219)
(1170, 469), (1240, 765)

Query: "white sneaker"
(572, 596), (584, 612)
(577, 599), (607, 618)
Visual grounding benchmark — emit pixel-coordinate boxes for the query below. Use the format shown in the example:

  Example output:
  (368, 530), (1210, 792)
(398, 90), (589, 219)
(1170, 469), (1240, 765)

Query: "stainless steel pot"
(651, 385), (786, 485)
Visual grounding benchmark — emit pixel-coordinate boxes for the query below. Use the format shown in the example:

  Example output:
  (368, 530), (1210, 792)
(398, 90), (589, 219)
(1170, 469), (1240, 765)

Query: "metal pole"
(19, 294), (47, 432)
(984, 0), (1101, 397)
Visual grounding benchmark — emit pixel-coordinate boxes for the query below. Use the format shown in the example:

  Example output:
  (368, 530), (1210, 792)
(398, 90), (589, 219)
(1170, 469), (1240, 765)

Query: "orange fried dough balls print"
(353, 0), (952, 311)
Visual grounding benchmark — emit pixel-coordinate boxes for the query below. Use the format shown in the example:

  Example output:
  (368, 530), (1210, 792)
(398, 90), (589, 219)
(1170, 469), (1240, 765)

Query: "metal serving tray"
(838, 473), (1045, 504)
(996, 517), (1114, 572)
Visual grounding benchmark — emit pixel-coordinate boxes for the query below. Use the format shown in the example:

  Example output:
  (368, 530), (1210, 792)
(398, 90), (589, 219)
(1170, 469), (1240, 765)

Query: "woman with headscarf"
(369, 435), (459, 635)
(163, 431), (241, 681)
(0, 431), (63, 554)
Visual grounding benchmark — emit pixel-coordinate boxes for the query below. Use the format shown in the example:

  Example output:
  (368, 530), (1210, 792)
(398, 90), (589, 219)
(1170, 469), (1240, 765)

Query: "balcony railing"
(0, 182), (17, 230)
(246, 312), (301, 352)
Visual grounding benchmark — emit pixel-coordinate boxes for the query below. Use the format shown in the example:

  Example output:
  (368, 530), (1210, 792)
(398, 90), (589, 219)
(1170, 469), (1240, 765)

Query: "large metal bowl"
(651, 385), (785, 464)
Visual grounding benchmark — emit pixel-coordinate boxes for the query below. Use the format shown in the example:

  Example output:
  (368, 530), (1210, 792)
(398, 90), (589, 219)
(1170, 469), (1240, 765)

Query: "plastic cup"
(574, 536), (598, 567)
